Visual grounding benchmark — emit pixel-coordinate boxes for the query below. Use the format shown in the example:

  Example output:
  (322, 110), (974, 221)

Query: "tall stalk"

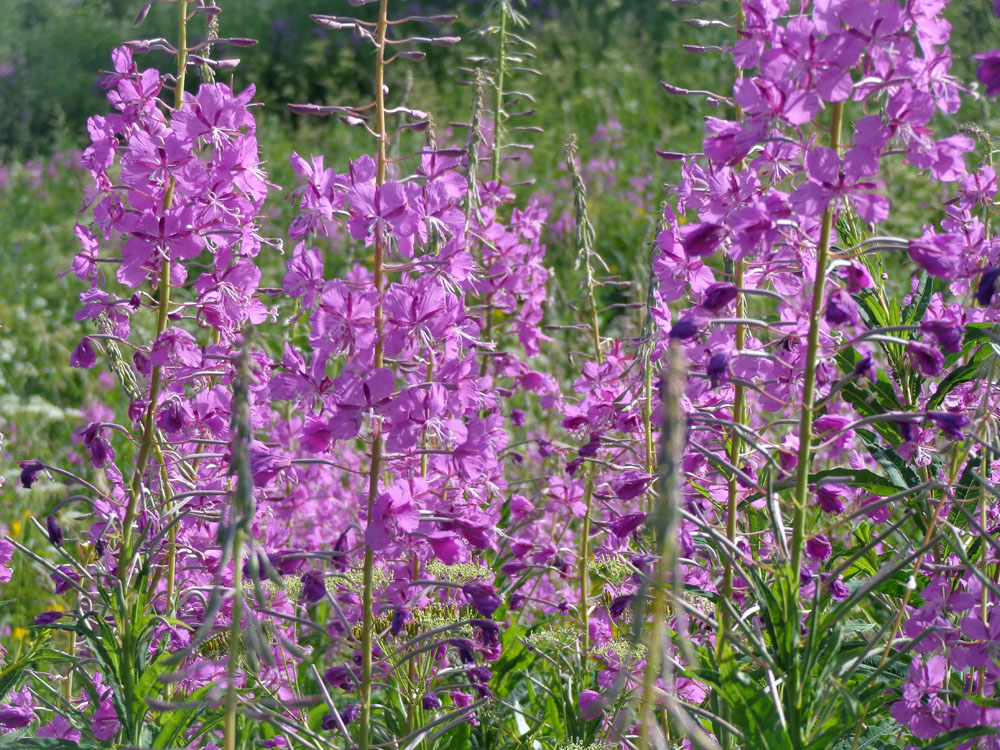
(565, 134), (603, 653)
(115, 3), (188, 739)
(639, 344), (687, 749)
(359, 3), (391, 749)
(224, 347), (253, 750)
(491, 0), (510, 182)
(717, 3), (747, 680)
(121, 0), (189, 570)
(786, 99), (844, 750)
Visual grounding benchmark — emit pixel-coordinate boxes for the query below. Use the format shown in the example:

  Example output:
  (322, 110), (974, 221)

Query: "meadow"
(1, 1), (1000, 748)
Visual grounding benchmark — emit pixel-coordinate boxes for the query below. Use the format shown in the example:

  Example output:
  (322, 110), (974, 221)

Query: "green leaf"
(926, 347), (991, 409)
(150, 683), (219, 749)
(808, 468), (904, 496)
(831, 718), (897, 750)
(0, 737), (97, 749)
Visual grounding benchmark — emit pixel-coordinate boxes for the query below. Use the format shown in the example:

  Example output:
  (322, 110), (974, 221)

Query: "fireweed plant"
(3, 0), (1000, 748)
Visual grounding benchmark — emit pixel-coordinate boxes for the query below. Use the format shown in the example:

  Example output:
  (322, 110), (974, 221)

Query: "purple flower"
(37, 714), (81, 742)
(33, 610), (66, 626)
(19, 460), (44, 489)
(610, 513), (646, 538)
(324, 665), (356, 690)
(907, 341), (945, 377)
(91, 698), (121, 741)
(579, 689), (604, 721)
(422, 692), (441, 710)
(609, 594), (633, 620)
(669, 317), (699, 340)
(612, 471), (652, 501)
(907, 233), (965, 280)
(805, 535), (832, 561)
(815, 484), (848, 514)
(824, 288), (858, 326)
(976, 266), (1000, 306)
(920, 318), (963, 354)
(681, 222), (726, 258)
(790, 146), (888, 222)
(706, 350), (731, 388)
(365, 484), (420, 551)
(974, 49), (1000, 97)
(0, 689), (34, 730)
(701, 282), (739, 312)
(925, 411), (970, 441)
(339, 704), (361, 725)
(299, 569), (326, 605)
(70, 337), (98, 369)
(462, 582), (501, 618)
(51, 565), (80, 594)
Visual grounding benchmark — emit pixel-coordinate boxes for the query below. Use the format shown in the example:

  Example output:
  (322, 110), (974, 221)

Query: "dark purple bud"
(805, 534), (832, 561)
(46, 515), (64, 547)
(51, 565), (80, 594)
(422, 692), (441, 710)
(815, 484), (848, 514)
(853, 354), (875, 381)
(926, 411), (970, 441)
(501, 561), (528, 576)
(920, 319), (963, 354)
(609, 594), (634, 620)
(0, 704), (33, 729)
(469, 666), (493, 684)
(510, 408), (526, 427)
(320, 714), (337, 731)
(669, 317), (699, 340)
(299, 570), (326, 604)
(508, 593), (526, 610)
(610, 512), (646, 538)
(706, 351), (731, 388)
(976, 266), (1000, 306)
(324, 665), (355, 690)
(473, 682), (493, 698)
(70, 337), (98, 369)
(681, 222), (726, 257)
(825, 577), (850, 600)
(33, 610), (66, 626)
(536, 438), (554, 458)
(907, 341), (944, 377)
(578, 433), (603, 458)
(462, 582), (501, 617)
(701, 282), (739, 312)
(823, 288), (857, 326)
(19, 460), (44, 489)
(448, 638), (477, 664)
(95, 538), (106, 558)
(133, 349), (151, 375)
(390, 607), (408, 636)
(470, 619), (501, 649)
(975, 49), (1000, 97)
(613, 473), (652, 502)
(566, 457), (584, 477)
(339, 704), (360, 725)
(331, 530), (349, 571)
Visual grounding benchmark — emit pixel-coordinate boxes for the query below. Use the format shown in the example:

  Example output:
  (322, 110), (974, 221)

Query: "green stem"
(224, 523), (243, 750)
(360, 4), (390, 750)
(116, 5), (188, 740)
(787, 99), (844, 750)
(579, 470), (595, 654)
